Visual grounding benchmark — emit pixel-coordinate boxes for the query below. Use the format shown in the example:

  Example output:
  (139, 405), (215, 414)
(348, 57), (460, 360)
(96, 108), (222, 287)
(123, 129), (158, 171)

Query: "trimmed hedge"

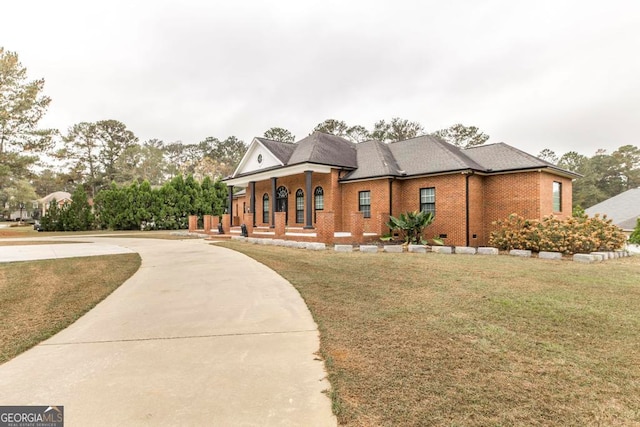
(489, 214), (626, 254)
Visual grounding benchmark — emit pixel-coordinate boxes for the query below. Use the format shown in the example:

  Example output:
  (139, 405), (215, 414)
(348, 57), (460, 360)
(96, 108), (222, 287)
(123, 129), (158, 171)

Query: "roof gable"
(231, 133), (357, 179)
(233, 138), (290, 177)
(255, 137), (296, 163)
(38, 191), (72, 204)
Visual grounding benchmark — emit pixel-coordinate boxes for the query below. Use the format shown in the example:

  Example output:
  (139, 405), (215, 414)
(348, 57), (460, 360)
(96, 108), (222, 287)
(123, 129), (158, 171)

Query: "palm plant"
(386, 210), (440, 244)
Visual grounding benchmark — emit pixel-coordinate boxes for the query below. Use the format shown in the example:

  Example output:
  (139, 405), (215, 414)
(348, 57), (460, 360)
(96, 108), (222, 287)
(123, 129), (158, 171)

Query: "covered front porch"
(188, 212), (384, 245)
(225, 164), (334, 231)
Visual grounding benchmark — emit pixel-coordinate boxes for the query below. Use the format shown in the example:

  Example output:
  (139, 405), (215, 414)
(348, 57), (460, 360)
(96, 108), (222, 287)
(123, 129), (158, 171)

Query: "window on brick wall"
(262, 193), (269, 224)
(359, 190), (371, 218)
(296, 189), (304, 223)
(553, 181), (562, 212)
(314, 186), (324, 222)
(420, 187), (436, 215)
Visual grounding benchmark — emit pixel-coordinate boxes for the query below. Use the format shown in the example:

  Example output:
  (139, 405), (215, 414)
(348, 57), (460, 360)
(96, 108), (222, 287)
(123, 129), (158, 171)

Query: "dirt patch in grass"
(0, 253), (141, 364)
(219, 242), (640, 426)
(0, 228), (37, 238)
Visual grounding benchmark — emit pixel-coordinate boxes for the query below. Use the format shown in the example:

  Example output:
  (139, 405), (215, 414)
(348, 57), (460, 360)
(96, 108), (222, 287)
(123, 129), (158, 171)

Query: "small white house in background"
(585, 187), (640, 253)
(8, 202), (38, 221)
(38, 191), (72, 217)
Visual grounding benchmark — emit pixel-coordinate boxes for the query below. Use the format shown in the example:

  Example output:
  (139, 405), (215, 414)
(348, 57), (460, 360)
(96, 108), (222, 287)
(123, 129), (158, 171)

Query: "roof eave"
(483, 166), (582, 179)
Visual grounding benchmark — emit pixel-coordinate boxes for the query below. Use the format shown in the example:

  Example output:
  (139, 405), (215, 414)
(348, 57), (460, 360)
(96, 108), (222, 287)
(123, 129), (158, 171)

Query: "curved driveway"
(0, 237), (335, 426)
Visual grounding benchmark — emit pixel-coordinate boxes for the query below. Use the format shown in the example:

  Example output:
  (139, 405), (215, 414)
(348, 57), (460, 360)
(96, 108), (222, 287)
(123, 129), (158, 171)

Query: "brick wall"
(468, 174), (485, 246)
(227, 167), (574, 247)
(482, 171), (541, 240)
(398, 173), (467, 246)
(539, 172), (573, 218)
(340, 179), (390, 233)
(316, 211), (335, 243)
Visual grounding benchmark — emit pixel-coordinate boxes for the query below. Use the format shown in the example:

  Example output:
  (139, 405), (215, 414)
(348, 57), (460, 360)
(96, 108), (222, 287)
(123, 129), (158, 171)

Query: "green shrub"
(629, 218), (640, 245)
(40, 187), (95, 231)
(489, 214), (626, 254)
(386, 210), (442, 245)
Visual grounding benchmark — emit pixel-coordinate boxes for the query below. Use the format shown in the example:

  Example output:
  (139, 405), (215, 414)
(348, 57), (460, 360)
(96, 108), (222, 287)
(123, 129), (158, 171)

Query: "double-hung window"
(553, 182), (562, 212)
(359, 191), (371, 218)
(420, 187), (435, 215)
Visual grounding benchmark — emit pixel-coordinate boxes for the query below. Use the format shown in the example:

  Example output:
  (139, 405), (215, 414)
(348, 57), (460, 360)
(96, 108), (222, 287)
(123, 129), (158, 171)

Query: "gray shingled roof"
(255, 137), (296, 164)
(287, 132), (357, 168)
(389, 135), (484, 176)
(464, 142), (558, 172)
(342, 140), (402, 180)
(234, 133), (579, 182)
(585, 187), (640, 231)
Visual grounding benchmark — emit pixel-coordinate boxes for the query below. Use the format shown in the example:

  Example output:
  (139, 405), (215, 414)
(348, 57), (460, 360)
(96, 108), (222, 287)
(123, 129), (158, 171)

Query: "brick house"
(223, 132), (579, 246)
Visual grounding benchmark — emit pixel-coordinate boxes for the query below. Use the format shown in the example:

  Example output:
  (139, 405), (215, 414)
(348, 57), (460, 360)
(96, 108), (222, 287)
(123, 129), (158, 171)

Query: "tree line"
(2, 45), (639, 229)
(538, 146), (640, 209)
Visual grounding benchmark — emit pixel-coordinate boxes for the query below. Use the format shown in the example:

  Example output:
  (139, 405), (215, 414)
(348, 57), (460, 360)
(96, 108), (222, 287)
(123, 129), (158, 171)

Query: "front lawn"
(0, 254), (141, 363)
(219, 242), (640, 426)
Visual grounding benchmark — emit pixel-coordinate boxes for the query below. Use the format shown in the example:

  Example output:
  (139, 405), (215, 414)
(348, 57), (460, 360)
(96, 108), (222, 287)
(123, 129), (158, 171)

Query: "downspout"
(465, 172), (471, 247)
(389, 178), (394, 217)
(388, 178), (394, 234)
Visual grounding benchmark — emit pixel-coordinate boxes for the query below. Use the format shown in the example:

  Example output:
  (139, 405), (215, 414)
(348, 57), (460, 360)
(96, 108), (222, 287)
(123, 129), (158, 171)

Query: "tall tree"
(163, 141), (188, 178)
(96, 119), (138, 184)
(313, 119), (349, 137)
(571, 150), (616, 208)
(31, 168), (63, 197)
(263, 127), (295, 143)
(59, 122), (102, 197)
(538, 149), (559, 164)
(557, 151), (588, 173)
(373, 117), (425, 143)
(345, 125), (371, 143)
(612, 144), (640, 191)
(115, 139), (167, 185)
(0, 47), (54, 208)
(207, 136), (246, 177)
(0, 47), (54, 155)
(431, 123), (489, 148)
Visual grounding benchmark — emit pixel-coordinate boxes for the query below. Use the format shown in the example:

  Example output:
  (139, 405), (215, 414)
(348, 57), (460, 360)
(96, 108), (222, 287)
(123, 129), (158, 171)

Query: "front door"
(276, 186), (288, 224)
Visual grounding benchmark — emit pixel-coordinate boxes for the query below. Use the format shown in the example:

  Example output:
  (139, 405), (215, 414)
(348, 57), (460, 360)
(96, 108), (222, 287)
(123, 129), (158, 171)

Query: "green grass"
(218, 242), (640, 426)
(0, 254), (141, 364)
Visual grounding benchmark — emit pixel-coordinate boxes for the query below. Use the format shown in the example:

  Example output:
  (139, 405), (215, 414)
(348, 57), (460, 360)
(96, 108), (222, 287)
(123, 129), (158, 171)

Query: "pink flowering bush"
(489, 214), (626, 254)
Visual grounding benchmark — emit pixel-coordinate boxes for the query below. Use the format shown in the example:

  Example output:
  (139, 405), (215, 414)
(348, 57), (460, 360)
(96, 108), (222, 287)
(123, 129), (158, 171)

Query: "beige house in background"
(38, 191), (72, 217)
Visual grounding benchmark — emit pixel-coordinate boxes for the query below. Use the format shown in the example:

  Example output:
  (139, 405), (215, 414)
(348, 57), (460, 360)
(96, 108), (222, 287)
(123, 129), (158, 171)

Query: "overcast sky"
(3, 0), (639, 157)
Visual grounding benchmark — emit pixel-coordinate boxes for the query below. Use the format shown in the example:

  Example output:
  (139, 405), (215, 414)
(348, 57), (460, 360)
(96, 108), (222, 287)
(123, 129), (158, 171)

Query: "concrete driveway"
(0, 237), (335, 426)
